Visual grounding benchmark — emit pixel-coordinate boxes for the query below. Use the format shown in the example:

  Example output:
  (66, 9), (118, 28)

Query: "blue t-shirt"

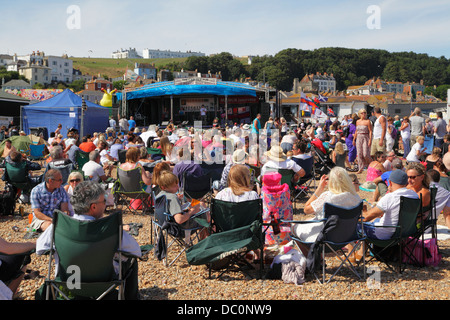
(128, 119), (136, 131)
(380, 171), (392, 186)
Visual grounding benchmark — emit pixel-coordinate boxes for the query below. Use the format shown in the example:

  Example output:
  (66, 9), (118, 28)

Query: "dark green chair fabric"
(44, 210), (132, 300)
(74, 149), (90, 171)
(364, 196), (422, 274)
(186, 198), (264, 279)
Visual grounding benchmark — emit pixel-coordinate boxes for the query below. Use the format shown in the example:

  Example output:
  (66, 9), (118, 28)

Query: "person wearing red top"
(79, 136), (96, 153)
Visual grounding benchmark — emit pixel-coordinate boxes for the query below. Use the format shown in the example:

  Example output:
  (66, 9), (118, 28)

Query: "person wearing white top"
(214, 164), (259, 203)
(371, 107), (387, 156)
(363, 169), (419, 240)
(406, 136), (427, 163)
(292, 167), (361, 252)
(260, 145), (305, 181)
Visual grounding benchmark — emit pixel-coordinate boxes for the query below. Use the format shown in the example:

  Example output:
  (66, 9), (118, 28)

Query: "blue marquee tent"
(21, 89), (109, 138)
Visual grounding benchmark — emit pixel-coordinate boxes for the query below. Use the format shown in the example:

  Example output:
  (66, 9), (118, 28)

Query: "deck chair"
(153, 194), (208, 267)
(287, 201), (365, 284)
(112, 166), (152, 215)
(364, 196), (422, 274)
(186, 198), (264, 280)
(182, 171), (212, 203)
(43, 210), (139, 300)
(291, 156), (316, 202)
(28, 144), (47, 166)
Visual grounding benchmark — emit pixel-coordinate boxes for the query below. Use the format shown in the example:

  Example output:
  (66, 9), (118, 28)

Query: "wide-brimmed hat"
(232, 149), (248, 164)
(266, 145), (287, 162)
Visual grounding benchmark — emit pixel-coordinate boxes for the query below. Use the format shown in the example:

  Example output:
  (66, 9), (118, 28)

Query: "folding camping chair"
(182, 171), (213, 203)
(185, 198), (264, 280)
(4, 161), (39, 203)
(153, 194), (209, 267)
(286, 201), (365, 284)
(43, 210), (140, 300)
(364, 196), (422, 274)
(291, 156), (316, 203)
(74, 149), (90, 171)
(28, 144), (47, 166)
(112, 166), (153, 215)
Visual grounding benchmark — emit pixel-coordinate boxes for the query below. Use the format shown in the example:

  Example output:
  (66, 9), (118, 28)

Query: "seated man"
(260, 145), (305, 183)
(371, 158), (403, 203)
(45, 146), (75, 184)
(1, 139), (17, 158)
(79, 136), (96, 153)
(30, 169), (70, 232)
(36, 181), (142, 300)
(362, 170), (419, 240)
(82, 150), (108, 182)
(1, 150), (42, 187)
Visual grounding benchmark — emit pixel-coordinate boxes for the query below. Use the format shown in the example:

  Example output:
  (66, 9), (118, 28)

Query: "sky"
(1, 0), (450, 59)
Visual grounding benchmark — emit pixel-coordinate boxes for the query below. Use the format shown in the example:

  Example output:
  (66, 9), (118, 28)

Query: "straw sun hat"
(232, 149), (248, 164)
(265, 145), (287, 162)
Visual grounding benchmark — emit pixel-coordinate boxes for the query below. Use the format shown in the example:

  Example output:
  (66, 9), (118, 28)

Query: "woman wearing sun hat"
(260, 145), (305, 183)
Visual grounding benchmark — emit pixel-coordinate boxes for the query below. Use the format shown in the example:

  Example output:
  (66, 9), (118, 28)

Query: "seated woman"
(434, 159), (450, 191)
(64, 171), (84, 215)
(215, 164), (259, 203)
(291, 166), (361, 256)
(151, 161), (172, 196)
(406, 136), (427, 163)
(119, 147), (152, 188)
(366, 151), (386, 182)
(425, 147), (441, 171)
(406, 162), (431, 221)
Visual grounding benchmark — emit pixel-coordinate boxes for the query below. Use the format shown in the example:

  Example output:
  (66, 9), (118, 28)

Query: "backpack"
(0, 183), (16, 216)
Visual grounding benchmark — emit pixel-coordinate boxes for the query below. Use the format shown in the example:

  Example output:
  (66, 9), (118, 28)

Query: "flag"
(313, 107), (327, 120)
(318, 94), (328, 102)
(299, 92), (320, 113)
(327, 107), (335, 116)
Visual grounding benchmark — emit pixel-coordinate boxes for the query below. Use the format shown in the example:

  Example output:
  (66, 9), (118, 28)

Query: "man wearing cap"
(362, 169), (419, 240)
(260, 145), (305, 183)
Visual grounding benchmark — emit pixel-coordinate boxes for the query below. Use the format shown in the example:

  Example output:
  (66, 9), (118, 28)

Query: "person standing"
(434, 111), (447, 149)
(409, 107), (425, 149)
(119, 116), (129, 133)
(251, 113), (262, 135)
(353, 109), (373, 174)
(128, 116), (136, 132)
(109, 116), (116, 128)
(370, 107), (387, 157)
(200, 105), (207, 124)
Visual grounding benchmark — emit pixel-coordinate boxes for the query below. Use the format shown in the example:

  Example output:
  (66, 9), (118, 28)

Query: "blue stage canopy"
(117, 81), (258, 101)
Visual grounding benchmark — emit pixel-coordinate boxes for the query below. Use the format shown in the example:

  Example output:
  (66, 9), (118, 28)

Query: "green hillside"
(70, 57), (187, 79)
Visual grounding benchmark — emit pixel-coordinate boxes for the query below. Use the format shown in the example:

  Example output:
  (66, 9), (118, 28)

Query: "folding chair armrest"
(281, 219), (326, 224)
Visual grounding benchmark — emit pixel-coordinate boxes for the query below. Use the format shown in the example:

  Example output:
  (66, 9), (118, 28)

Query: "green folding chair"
(186, 198), (264, 279)
(43, 210), (139, 300)
(364, 195), (422, 274)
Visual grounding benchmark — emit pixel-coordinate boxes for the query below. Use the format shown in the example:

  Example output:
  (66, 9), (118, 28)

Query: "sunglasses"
(408, 175), (423, 180)
(69, 179), (81, 183)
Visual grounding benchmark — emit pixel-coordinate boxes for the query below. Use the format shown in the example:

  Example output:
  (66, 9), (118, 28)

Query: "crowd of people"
(1, 106), (450, 299)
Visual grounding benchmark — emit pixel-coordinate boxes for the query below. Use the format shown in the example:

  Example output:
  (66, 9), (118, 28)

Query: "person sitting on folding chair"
(362, 170), (419, 241)
(30, 169), (71, 232)
(1, 150), (43, 188)
(36, 180), (142, 300)
(158, 171), (210, 232)
(292, 167), (361, 256)
(82, 150), (109, 183)
(1, 139), (16, 158)
(119, 147), (152, 188)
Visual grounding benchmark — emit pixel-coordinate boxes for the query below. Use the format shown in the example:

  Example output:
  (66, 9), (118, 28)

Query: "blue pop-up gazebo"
(21, 89), (109, 138)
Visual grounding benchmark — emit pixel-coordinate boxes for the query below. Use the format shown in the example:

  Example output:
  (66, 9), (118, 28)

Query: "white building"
(142, 49), (205, 59)
(46, 55), (73, 83)
(111, 48), (142, 59)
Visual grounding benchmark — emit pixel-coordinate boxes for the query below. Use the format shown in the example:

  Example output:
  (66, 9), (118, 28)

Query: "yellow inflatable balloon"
(100, 88), (117, 107)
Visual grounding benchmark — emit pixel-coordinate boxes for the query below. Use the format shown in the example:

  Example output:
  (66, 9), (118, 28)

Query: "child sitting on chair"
(157, 171), (210, 230)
